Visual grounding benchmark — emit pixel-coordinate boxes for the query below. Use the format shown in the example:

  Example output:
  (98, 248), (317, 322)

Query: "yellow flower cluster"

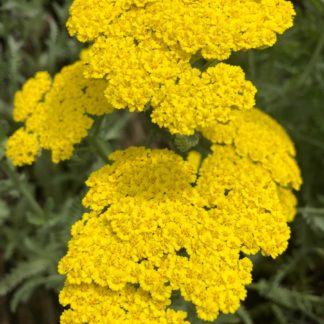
(197, 145), (293, 257)
(6, 0), (296, 163)
(201, 109), (302, 190)
(82, 37), (190, 112)
(68, 0), (295, 59)
(4, 0), (301, 322)
(201, 108), (302, 228)
(6, 0), (296, 166)
(5, 128), (39, 166)
(151, 64), (256, 135)
(60, 283), (188, 324)
(6, 61), (113, 166)
(65, 0), (294, 134)
(59, 140), (300, 322)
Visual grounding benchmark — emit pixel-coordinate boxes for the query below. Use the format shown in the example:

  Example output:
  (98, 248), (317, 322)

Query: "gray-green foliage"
(0, 0), (84, 314)
(0, 0), (324, 322)
(0, 2), (134, 315)
(0, 154), (86, 311)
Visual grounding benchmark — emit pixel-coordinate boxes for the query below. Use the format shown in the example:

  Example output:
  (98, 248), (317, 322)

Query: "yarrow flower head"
(59, 126), (301, 322)
(201, 108), (302, 190)
(67, 0), (295, 58)
(6, 60), (113, 166)
(64, 0), (295, 135)
(151, 63), (257, 135)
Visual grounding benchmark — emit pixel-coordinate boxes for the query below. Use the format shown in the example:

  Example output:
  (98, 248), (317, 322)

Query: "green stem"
(298, 207), (324, 214)
(202, 59), (219, 71)
(89, 136), (110, 164)
(266, 29), (324, 109)
(248, 51), (256, 81)
(297, 31), (324, 88)
(145, 127), (157, 147)
(248, 283), (324, 324)
(289, 129), (324, 151)
(0, 160), (44, 218)
(93, 115), (105, 137)
(89, 115), (112, 163)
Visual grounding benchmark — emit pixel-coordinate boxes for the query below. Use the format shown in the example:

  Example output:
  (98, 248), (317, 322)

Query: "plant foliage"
(0, 0), (323, 323)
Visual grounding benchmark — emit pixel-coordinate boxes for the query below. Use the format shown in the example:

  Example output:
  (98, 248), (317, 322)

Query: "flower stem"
(88, 136), (111, 164)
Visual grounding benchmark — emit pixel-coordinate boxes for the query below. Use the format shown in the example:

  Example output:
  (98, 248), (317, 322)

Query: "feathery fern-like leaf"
(0, 260), (48, 296)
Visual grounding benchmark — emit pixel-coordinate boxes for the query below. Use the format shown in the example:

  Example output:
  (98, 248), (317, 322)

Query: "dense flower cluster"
(6, 0), (295, 165)
(68, 0), (295, 58)
(60, 283), (189, 323)
(6, 61), (113, 166)
(59, 140), (301, 322)
(151, 64), (256, 135)
(65, 0), (295, 134)
(4, 0), (301, 322)
(201, 109), (302, 190)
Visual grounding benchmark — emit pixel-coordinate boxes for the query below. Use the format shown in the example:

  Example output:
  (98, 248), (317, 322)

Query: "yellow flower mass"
(5, 0), (301, 322)
(201, 108), (302, 190)
(5, 128), (39, 167)
(67, 0), (295, 59)
(59, 138), (301, 322)
(65, 0), (295, 135)
(151, 64), (256, 135)
(6, 61), (113, 165)
(6, 0), (296, 165)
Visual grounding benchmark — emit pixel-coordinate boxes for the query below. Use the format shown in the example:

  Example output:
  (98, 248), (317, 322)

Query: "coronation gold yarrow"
(65, 0), (295, 135)
(6, 0), (296, 164)
(4, 1), (302, 321)
(6, 60), (113, 165)
(59, 141), (300, 322)
(67, 0), (295, 59)
(201, 108), (302, 190)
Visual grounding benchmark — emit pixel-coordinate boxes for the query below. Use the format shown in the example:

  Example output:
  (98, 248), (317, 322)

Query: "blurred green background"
(0, 0), (324, 323)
